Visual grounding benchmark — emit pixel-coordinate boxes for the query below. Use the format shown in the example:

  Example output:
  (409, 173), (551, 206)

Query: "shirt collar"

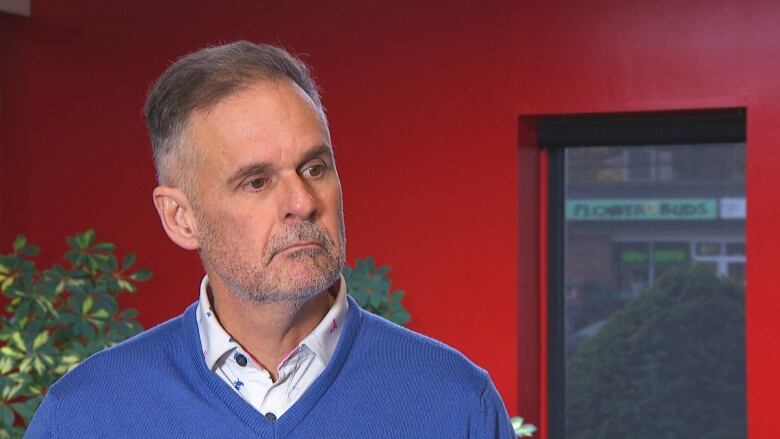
(298, 276), (348, 367)
(195, 274), (349, 371)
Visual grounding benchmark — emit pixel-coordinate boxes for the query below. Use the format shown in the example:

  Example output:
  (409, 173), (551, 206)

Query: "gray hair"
(143, 41), (326, 188)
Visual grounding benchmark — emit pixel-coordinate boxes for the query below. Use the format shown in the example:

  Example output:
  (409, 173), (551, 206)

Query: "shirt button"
(265, 412), (277, 422)
(234, 352), (248, 367)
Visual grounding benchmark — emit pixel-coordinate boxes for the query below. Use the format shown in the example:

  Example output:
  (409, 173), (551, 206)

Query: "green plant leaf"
(81, 296), (94, 315)
(73, 321), (94, 338)
(0, 405), (14, 427)
(10, 331), (26, 351)
(117, 279), (136, 293)
(107, 278), (121, 293)
(19, 246), (40, 257)
(391, 309), (411, 326)
(93, 282), (108, 294)
(370, 275), (390, 295)
(65, 235), (79, 250)
(349, 289), (368, 306)
(95, 295), (118, 315)
(122, 252), (136, 271)
(0, 376), (25, 401)
(64, 249), (80, 266)
(82, 230), (96, 248)
(93, 242), (116, 253)
(125, 321), (143, 336)
(32, 357), (46, 375)
(12, 236), (27, 252)
(510, 416), (537, 437)
(92, 309), (110, 319)
(67, 294), (82, 314)
(92, 253), (110, 272)
(130, 269), (153, 282)
(13, 300), (32, 322)
(118, 308), (138, 319)
(18, 357), (33, 374)
(107, 255), (118, 271)
(1, 277), (14, 292)
(390, 290), (405, 307)
(0, 346), (23, 360)
(0, 357), (14, 374)
(10, 395), (42, 423)
(32, 331), (49, 350)
(368, 290), (384, 308)
(345, 256), (409, 327)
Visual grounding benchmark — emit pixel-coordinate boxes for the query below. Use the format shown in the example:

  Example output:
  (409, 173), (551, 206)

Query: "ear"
(152, 186), (201, 250)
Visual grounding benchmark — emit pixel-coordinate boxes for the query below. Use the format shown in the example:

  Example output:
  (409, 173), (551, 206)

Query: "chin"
(273, 254), (338, 287)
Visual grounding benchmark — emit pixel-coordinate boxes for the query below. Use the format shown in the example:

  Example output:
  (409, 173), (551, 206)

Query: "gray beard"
(197, 216), (346, 306)
(224, 248), (342, 305)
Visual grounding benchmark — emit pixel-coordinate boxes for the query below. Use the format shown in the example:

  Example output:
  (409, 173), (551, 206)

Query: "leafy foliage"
(566, 282), (626, 332)
(343, 256), (410, 326)
(511, 416), (537, 437)
(0, 231), (150, 438)
(566, 265), (745, 438)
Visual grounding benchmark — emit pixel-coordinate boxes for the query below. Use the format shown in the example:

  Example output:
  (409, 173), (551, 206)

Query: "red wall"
(2, 1), (780, 436)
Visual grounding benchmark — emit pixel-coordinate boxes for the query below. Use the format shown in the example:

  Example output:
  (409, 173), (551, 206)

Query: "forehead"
(185, 80), (331, 173)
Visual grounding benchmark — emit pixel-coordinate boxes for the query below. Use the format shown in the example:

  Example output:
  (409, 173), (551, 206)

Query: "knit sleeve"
(24, 390), (58, 439)
(479, 378), (516, 439)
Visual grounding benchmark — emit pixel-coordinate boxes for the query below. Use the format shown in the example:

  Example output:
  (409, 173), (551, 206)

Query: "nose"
(280, 174), (317, 222)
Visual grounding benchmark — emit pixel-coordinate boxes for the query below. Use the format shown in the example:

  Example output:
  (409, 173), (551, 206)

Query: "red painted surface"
(2, 1), (780, 436)
(538, 150), (549, 438)
(517, 118), (541, 426)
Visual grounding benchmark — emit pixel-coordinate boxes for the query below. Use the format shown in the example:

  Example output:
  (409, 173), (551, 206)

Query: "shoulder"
(48, 303), (195, 398)
(27, 305), (199, 436)
(353, 308), (491, 396)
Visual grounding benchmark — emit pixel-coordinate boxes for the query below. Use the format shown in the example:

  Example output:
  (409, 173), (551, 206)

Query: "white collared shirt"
(195, 275), (349, 418)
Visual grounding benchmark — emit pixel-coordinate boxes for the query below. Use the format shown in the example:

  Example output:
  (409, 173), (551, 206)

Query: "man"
(26, 41), (515, 438)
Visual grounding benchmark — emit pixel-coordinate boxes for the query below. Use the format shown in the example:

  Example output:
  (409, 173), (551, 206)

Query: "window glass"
(696, 242), (722, 256)
(727, 243), (746, 256)
(563, 143), (746, 438)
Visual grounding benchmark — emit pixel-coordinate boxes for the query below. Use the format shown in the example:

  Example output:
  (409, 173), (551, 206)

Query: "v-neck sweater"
(25, 296), (515, 438)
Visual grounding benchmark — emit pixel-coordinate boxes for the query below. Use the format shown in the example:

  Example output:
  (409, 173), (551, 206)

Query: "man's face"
(185, 80), (345, 303)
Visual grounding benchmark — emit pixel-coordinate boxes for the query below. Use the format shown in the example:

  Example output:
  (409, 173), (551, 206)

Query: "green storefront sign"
(621, 249), (687, 264)
(566, 199), (717, 221)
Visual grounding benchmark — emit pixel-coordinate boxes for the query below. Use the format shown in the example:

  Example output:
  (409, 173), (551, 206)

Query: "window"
(541, 110), (746, 438)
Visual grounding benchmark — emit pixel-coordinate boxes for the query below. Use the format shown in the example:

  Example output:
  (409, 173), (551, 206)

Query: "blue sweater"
(26, 296), (515, 438)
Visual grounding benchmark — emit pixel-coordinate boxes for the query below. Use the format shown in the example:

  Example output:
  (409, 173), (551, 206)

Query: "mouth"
(271, 241), (323, 260)
(282, 241), (321, 251)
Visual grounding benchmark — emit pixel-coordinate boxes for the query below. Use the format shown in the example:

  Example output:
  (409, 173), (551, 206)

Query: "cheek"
(321, 191), (345, 240)
(213, 207), (275, 252)
(250, 214), (282, 253)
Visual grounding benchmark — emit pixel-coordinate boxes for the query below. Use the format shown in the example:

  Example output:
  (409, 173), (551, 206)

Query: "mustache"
(266, 223), (335, 259)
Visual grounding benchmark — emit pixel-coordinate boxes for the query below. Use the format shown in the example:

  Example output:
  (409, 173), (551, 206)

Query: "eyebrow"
(226, 144), (333, 186)
(300, 144), (334, 165)
(227, 163), (271, 187)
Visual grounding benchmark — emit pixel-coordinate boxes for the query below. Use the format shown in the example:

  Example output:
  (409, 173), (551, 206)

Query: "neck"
(207, 275), (333, 382)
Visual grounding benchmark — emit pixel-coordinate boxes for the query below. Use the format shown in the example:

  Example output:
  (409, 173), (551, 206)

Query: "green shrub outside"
(566, 264), (745, 438)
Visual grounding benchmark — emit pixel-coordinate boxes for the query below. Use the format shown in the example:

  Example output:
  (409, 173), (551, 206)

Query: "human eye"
(241, 176), (270, 192)
(301, 161), (328, 179)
